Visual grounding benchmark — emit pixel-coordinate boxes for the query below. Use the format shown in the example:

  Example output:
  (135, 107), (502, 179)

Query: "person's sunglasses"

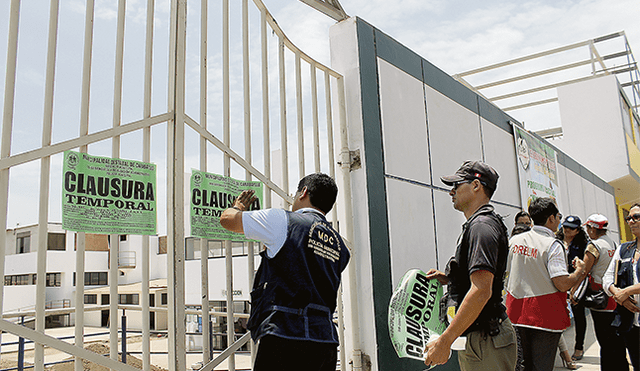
(626, 213), (640, 223)
(452, 180), (472, 190)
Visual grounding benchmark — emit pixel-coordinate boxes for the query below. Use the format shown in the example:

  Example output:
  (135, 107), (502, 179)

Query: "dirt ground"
(49, 342), (167, 371)
(0, 342), (168, 371)
(1, 358), (34, 370)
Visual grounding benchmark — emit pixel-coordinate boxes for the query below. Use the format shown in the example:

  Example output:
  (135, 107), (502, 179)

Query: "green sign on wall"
(62, 150), (157, 235)
(190, 170), (263, 240)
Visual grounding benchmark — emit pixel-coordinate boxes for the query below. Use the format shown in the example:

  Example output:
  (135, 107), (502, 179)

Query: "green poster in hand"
(190, 170), (263, 240)
(62, 150), (157, 235)
(388, 269), (448, 364)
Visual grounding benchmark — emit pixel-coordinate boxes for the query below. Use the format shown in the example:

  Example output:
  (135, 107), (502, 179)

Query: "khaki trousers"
(458, 318), (517, 371)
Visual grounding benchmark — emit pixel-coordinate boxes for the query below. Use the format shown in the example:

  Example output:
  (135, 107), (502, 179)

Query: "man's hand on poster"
(425, 269), (450, 285)
(233, 190), (257, 211)
(220, 190), (256, 233)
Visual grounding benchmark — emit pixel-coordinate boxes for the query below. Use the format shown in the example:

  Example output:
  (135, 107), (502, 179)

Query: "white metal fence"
(0, 1), (353, 370)
(454, 31), (640, 121)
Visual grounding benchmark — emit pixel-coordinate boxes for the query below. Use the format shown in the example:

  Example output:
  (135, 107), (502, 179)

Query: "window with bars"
(4, 273), (61, 286)
(46, 273), (61, 287)
(73, 272), (108, 286)
(84, 294), (98, 304)
(4, 274), (33, 286)
(47, 233), (66, 251)
(118, 294), (139, 305)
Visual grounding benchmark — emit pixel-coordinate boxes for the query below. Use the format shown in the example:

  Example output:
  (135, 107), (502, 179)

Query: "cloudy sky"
(264, 0), (640, 76)
(263, 0), (640, 130)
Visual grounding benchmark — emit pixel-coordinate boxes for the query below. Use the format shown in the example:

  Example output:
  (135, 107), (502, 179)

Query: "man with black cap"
(424, 160), (517, 370)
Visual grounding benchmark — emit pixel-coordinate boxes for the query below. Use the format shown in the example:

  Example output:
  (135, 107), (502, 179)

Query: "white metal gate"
(0, 1), (353, 370)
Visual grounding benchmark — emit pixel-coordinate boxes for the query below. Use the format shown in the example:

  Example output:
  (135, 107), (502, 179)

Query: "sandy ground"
(0, 328), (252, 370)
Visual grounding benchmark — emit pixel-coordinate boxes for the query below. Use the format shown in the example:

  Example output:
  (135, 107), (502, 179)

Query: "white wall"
(117, 235), (167, 284)
(3, 286), (38, 312)
(184, 255), (259, 304)
(556, 163), (620, 241)
(557, 75), (628, 182)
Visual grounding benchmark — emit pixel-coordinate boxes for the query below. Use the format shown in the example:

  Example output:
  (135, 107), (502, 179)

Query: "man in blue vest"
(220, 173), (350, 371)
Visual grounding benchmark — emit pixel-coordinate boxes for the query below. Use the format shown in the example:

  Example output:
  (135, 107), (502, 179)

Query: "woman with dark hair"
(511, 211), (532, 238)
(515, 210), (532, 226)
(557, 216), (589, 362)
(603, 204), (640, 370)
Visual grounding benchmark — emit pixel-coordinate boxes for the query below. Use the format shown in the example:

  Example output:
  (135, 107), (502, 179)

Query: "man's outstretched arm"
(220, 190), (256, 234)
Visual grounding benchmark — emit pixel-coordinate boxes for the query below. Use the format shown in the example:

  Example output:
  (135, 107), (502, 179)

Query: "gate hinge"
(338, 149), (361, 172)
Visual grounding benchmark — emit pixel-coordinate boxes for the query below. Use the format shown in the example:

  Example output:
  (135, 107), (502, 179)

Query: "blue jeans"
(514, 326), (560, 371)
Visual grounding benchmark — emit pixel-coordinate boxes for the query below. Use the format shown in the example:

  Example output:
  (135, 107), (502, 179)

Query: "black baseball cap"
(441, 160), (499, 191)
(562, 215), (581, 229)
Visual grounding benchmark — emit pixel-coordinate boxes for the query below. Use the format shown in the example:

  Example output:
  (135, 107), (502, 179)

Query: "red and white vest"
(589, 235), (617, 312)
(506, 227), (570, 332)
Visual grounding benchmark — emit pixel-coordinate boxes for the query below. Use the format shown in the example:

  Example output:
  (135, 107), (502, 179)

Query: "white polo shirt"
(242, 207), (322, 258)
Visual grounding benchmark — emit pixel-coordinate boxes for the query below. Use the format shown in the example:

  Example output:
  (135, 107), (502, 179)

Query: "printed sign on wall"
(190, 170), (263, 241)
(513, 127), (562, 209)
(62, 150), (157, 235)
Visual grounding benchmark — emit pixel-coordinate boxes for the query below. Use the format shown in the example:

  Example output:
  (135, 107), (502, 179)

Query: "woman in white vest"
(557, 215), (590, 362)
(580, 214), (626, 371)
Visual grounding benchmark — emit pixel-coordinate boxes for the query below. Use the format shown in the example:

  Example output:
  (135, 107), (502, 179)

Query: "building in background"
(455, 32), (640, 241)
(2, 223), (254, 351)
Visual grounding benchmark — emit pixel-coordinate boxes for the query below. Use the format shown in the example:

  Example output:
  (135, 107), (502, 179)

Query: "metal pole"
(36, 0), (59, 370)
(209, 320), (214, 361)
(76, 0), (95, 369)
(0, 0), (21, 354)
(243, 0), (252, 180)
(167, 0), (187, 370)
(40, 0), (60, 323)
(260, 7), (272, 211)
(109, 236), (119, 364)
(279, 36), (289, 197)
(337, 76), (362, 370)
(18, 316), (25, 371)
(258, 11), (272, 360)
(121, 311), (127, 365)
(324, 71), (336, 197)
(242, 0), (256, 360)
(295, 51), (305, 178)
(110, 1), (126, 368)
(589, 41), (596, 76)
(200, 0), (211, 364)
(222, 0), (235, 370)
(310, 62), (320, 172)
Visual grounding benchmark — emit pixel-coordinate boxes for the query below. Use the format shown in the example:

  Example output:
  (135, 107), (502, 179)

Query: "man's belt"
(463, 310), (508, 336)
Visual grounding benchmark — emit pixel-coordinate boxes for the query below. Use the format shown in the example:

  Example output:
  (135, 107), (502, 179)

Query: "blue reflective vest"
(612, 241), (640, 333)
(248, 209), (350, 343)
